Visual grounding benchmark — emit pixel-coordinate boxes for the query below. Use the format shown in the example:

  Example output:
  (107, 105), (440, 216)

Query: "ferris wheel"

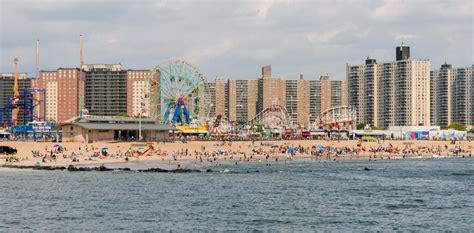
(149, 60), (210, 125)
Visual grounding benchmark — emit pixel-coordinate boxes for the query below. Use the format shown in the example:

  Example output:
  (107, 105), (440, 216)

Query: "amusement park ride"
(312, 106), (357, 131)
(0, 41), (50, 138)
(147, 60), (239, 135)
(149, 60), (211, 134)
(0, 58), (46, 127)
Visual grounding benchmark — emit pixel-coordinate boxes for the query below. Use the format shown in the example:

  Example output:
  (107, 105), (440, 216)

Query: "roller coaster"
(312, 105), (357, 131)
(246, 103), (294, 132)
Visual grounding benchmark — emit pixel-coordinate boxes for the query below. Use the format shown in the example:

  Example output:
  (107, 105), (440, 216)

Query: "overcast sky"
(0, 0), (472, 80)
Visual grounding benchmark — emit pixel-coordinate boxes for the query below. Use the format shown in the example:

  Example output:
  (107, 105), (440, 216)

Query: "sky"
(0, 0), (472, 81)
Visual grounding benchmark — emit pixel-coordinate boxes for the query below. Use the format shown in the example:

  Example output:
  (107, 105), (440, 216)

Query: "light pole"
(138, 88), (149, 141)
(139, 110), (142, 141)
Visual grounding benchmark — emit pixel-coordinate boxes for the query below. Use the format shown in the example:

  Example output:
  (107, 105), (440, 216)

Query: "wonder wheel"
(149, 60), (210, 125)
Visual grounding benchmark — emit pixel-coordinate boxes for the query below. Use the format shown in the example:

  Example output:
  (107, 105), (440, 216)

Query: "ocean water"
(0, 158), (473, 231)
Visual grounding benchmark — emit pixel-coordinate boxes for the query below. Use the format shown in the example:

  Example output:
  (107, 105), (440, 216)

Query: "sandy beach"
(1, 139), (473, 168)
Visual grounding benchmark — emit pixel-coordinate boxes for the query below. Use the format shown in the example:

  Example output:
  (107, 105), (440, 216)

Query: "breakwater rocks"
(138, 167), (201, 173)
(1, 164), (201, 173)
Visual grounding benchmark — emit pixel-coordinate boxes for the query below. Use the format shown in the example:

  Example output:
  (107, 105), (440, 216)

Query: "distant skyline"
(0, 0), (472, 80)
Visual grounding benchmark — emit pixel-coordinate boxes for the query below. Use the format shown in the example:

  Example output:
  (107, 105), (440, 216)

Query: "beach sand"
(1, 139), (473, 167)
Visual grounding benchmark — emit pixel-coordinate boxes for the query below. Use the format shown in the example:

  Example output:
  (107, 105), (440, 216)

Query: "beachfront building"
(60, 116), (176, 143)
(83, 64), (127, 117)
(346, 45), (431, 128)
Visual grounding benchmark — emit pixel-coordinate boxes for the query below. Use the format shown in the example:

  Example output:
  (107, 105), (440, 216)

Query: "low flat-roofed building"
(60, 116), (176, 143)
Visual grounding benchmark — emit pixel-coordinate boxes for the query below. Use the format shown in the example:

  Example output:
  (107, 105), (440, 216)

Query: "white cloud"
(306, 25), (352, 44)
(371, 0), (409, 20)
(183, 38), (234, 65)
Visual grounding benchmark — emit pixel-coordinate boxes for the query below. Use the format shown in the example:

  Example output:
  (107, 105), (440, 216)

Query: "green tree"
(356, 123), (366, 130)
(253, 124), (265, 132)
(446, 122), (466, 131)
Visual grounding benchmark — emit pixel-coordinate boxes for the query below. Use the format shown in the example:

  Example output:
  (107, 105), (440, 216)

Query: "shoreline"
(2, 154), (472, 173)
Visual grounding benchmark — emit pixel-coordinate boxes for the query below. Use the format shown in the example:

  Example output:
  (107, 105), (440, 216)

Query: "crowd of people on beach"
(18, 138), (473, 167)
(30, 144), (146, 164)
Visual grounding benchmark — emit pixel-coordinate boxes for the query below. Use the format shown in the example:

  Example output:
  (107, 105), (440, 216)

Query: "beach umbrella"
(101, 147), (109, 151)
(54, 144), (61, 147)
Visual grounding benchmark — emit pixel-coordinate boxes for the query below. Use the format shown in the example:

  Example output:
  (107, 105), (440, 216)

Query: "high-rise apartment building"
(296, 76), (311, 129)
(320, 75), (332, 112)
(208, 82), (216, 118)
(347, 46), (430, 127)
(347, 57), (380, 127)
(225, 79), (258, 124)
(430, 63), (453, 126)
(284, 75), (313, 128)
(376, 62), (394, 127)
(39, 71), (58, 122)
(247, 80), (258, 121)
(431, 64), (473, 127)
(309, 80), (321, 123)
(38, 68), (84, 123)
(214, 77), (227, 118)
(451, 65), (473, 127)
(83, 64), (127, 116)
(285, 79), (298, 121)
(258, 65), (286, 111)
(126, 70), (150, 117)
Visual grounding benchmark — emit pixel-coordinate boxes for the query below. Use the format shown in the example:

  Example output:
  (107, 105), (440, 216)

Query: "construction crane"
(35, 39), (41, 120)
(79, 34), (84, 118)
(12, 58), (19, 125)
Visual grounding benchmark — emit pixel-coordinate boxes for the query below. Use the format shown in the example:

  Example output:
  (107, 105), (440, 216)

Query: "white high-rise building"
(431, 64), (474, 127)
(347, 46), (431, 127)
